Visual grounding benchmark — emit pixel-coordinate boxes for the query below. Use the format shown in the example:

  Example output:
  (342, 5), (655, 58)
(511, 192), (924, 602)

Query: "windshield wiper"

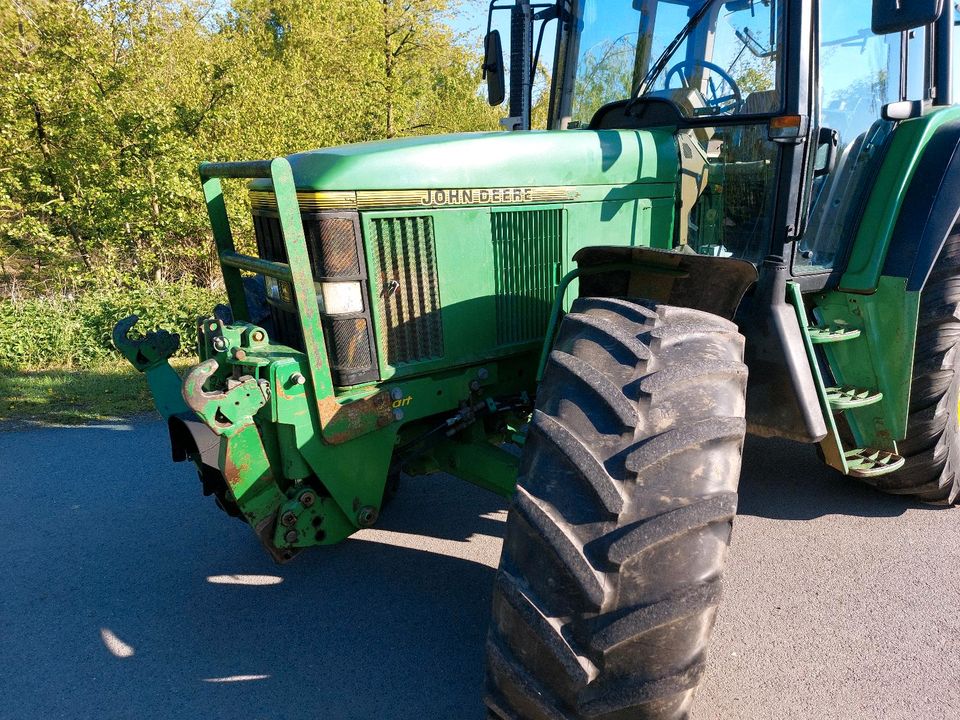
(627, 0), (717, 112)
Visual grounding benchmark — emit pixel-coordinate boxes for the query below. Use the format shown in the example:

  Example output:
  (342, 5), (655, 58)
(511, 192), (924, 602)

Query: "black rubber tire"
(861, 230), (960, 503)
(485, 298), (748, 720)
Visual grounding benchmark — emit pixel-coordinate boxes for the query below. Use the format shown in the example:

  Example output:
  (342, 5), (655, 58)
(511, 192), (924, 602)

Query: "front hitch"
(112, 315), (189, 419)
(113, 315), (181, 371)
(182, 359), (270, 435)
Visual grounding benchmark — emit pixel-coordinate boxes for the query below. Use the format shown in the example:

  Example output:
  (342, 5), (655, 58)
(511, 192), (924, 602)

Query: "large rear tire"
(485, 298), (748, 720)
(863, 230), (960, 503)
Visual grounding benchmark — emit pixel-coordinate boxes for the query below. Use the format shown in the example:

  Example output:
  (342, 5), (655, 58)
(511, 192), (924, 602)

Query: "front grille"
(253, 212), (302, 352)
(492, 209), (563, 345)
(253, 213), (289, 263)
(371, 216), (443, 366)
(251, 209), (378, 385)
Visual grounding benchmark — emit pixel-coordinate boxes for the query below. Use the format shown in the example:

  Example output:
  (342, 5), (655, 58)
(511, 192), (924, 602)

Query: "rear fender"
(881, 118), (960, 292)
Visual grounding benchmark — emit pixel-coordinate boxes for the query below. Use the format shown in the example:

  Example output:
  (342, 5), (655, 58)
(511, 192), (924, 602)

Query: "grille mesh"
(304, 216), (361, 278)
(326, 317), (373, 371)
(253, 212), (302, 351)
(371, 216), (443, 365)
(492, 209), (563, 345)
(253, 213), (289, 263)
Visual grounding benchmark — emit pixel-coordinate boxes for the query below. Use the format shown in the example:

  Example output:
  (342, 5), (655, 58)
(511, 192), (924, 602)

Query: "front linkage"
(113, 159), (528, 562)
(110, 160), (402, 562)
(116, 309), (528, 562)
(115, 312), (388, 562)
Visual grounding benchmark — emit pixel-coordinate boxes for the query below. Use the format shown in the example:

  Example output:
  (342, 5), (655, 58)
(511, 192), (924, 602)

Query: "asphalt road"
(2, 420), (958, 720)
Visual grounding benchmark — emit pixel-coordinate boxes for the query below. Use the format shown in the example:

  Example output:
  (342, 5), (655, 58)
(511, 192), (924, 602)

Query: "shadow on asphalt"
(377, 472), (508, 541)
(1, 421), (502, 720)
(4, 420), (950, 720)
(736, 435), (941, 521)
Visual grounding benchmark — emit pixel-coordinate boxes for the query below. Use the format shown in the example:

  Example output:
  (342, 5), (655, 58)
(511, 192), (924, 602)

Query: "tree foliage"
(0, 0), (500, 290)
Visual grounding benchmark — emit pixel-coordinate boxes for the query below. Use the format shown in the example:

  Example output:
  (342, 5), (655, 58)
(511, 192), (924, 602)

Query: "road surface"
(1, 420), (958, 719)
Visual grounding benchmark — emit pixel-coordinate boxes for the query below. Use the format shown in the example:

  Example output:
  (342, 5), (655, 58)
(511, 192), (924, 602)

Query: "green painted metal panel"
(813, 276), (920, 449)
(361, 190), (668, 383)
(841, 106), (960, 293)
(255, 130), (678, 192)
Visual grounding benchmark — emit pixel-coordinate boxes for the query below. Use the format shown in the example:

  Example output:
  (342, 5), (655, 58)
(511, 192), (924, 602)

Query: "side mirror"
(873, 0), (943, 34)
(483, 30), (506, 107)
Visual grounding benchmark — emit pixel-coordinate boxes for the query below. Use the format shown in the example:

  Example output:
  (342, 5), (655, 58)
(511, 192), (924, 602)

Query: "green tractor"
(114, 0), (960, 717)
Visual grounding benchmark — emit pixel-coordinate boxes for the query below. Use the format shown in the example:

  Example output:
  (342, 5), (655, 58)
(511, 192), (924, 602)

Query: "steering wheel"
(664, 60), (744, 115)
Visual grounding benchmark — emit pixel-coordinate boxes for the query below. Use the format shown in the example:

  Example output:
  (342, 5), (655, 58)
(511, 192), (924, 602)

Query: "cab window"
(566, 0), (785, 128)
(639, 0), (784, 118)
(795, 0), (905, 274)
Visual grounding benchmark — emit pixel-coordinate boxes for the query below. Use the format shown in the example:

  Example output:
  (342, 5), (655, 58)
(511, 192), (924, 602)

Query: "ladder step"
(845, 448), (906, 478)
(825, 386), (883, 410)
(808, 325), (862, 344)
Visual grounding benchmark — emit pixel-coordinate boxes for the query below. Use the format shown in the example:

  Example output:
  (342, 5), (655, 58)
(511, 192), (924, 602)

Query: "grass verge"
(0, 359), (192, 428)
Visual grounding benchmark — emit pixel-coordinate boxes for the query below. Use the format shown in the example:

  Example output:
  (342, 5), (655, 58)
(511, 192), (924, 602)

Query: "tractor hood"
(250, 129), (679, 192)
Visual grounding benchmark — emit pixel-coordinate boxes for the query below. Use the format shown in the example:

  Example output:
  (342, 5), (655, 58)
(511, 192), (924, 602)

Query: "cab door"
(793, 0), (917, 288)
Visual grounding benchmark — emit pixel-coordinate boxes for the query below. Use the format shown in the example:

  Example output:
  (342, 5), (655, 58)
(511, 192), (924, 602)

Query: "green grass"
(0, 359), (191, 427)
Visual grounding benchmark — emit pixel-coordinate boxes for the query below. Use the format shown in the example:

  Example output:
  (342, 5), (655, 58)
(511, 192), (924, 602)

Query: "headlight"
(315, 281), (364, 316)
(304, 211), (378, 386)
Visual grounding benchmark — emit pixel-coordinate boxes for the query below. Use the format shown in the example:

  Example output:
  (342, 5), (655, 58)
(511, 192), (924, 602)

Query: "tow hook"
(182, 359), (270, 434)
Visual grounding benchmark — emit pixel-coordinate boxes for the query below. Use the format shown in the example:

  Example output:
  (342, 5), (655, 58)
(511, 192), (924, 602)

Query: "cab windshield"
(566, 0), (784, 128)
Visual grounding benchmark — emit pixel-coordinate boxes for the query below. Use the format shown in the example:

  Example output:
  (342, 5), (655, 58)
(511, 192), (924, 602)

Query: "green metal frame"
(201, 159), (336, 407)
(813, 277), (920, 451)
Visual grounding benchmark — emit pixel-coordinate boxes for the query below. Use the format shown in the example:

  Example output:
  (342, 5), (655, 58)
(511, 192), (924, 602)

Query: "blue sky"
(448, 0), (492, 42)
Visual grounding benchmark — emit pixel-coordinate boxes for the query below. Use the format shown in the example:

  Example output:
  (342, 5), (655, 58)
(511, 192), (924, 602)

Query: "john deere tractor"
(114, 0), (960, 717)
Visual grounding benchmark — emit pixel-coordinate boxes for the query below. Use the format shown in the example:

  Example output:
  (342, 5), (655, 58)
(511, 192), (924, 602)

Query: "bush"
(0, 280), (223, 369)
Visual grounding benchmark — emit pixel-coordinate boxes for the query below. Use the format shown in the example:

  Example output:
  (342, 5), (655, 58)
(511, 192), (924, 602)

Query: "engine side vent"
(371, 216), (443, 366)
(492, 209), (563, 345)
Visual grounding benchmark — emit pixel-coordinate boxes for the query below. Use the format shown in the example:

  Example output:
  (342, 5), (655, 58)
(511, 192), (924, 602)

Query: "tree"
(0, 0), (499, 291)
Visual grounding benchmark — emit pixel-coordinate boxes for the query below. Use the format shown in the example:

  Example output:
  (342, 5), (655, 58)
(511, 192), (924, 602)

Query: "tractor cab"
(489, 0), (957, 285)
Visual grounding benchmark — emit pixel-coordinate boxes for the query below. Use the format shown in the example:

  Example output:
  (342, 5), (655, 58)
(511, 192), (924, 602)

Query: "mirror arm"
(934, 7), (954, 106)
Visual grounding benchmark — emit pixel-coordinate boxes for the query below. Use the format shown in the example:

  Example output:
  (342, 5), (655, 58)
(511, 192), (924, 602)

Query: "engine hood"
(249, 129), (678, 192)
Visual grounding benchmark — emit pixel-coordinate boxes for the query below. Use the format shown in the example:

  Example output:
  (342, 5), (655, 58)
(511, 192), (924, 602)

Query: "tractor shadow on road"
(6, 422), (951, 720)
(1, 422), (502, 720)
(376, 470), (509, 541)
(736, 435), (944, 521)
(162, 475), (502, 720)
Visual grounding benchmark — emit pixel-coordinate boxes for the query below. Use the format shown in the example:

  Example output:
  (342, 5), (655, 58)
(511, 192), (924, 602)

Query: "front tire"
(485, 298), (748, 720)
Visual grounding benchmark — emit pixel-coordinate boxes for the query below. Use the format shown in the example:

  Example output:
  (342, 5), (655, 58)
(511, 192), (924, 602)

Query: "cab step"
(825, 385), (883, 410)
(808, 325), (862, 344)
(845, 448), (906, 478)
(787, 282), (902, 480)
